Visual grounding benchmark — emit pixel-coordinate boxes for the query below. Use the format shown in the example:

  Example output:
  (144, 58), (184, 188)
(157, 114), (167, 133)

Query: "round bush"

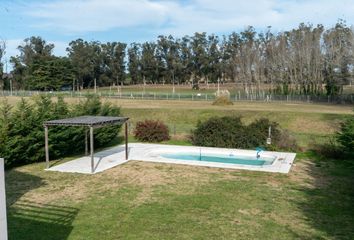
(246, 118), (281, 148)
(134, 120), (170, 142)
(192, 116), (290, 150)
(192, 116), (247, 148)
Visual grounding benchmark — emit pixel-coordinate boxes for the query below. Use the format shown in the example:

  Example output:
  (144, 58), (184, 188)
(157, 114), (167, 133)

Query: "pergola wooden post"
(125, 122), (128, 160)
(44, 116), (129, 174)
(85, 129), (88, 156)
(90, 126), (94, 173)
(45, 125), (49, 169)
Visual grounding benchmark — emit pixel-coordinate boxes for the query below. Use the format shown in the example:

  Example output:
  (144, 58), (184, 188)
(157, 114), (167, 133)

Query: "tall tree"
(127, 43), (141, 84)
(0, 40), (5, 89)
(11, 36), (74, 90)
(67, 39), (95, 90)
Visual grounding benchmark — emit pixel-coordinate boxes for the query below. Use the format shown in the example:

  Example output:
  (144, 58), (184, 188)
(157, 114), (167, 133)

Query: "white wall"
(0, 158), (7, 240)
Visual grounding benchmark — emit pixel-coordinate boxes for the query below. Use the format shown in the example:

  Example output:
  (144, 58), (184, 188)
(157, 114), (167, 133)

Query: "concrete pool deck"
(47, 143), (296, 174)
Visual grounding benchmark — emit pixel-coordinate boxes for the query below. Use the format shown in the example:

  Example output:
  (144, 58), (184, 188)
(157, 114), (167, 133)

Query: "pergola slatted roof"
(44, 115), (129, 173)
(44, 116), (129, 127)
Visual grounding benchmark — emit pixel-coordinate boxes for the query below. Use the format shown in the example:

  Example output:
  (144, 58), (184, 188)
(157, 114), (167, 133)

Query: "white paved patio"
(47, 143), (296, 174)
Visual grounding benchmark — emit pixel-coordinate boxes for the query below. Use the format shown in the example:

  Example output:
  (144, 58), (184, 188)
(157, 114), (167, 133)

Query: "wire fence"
(1, 90), (354, 104)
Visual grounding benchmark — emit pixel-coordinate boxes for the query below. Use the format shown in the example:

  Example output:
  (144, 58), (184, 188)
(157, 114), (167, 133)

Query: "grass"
(2, 96), (353, 148)
(119, 103), (351, 148)
(5, 155), (354, 239)
(3, 95), (354, 239)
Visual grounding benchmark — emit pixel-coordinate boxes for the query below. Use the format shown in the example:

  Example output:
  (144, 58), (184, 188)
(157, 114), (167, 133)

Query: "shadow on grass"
(296, 156), (354, 239)
(5, 170), (44, 206)
(5, 170), (78, 240)
(8, 200), (78, 240)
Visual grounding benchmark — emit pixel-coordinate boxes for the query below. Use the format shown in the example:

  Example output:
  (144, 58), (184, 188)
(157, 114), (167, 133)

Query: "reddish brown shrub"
(134, 120), (170, 142)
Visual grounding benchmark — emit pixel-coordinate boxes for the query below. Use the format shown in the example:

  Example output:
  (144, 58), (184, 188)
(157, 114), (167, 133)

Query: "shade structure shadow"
(5, 170), (45, 206)
(48, 145), (129, 174)
(8, 200), (79, 240)
(93, 145), (129, 170)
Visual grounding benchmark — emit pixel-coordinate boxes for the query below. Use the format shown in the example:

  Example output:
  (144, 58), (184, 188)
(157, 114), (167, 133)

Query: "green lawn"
(6, 155), (354, 240)
(3, 97), (354, 239)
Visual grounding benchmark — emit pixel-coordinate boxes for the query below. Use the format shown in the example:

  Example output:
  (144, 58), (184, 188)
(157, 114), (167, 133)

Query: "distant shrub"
(134, 120), (170, 142)
(212, 96), (233, 106)
(191, 116), (290, 150)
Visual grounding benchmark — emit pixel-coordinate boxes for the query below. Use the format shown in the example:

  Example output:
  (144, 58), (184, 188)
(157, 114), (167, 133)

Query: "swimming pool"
(161, 152), (275, 166)
(127, 143), (296, 173)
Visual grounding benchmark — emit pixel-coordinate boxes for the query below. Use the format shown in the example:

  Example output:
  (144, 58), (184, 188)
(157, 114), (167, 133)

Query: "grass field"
(6, 154), (354, 239)
(2, 96), (354, 239)
(3, 96), (353, 148)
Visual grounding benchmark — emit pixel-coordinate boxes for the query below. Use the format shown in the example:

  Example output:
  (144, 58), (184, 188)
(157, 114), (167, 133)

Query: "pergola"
(44, 116), (129, 173)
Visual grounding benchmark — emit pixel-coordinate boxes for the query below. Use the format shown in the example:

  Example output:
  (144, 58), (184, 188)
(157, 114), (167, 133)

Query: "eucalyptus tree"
(18, 36), (54, 67)
(0, 40), (5, 89)
(127, 43), (141, 84)
(323, 21), (354, 95)
(141, 42), (158, 84)
(111, 42), (127, 86)
(222, 32), (241, 84)
(67, 39), (96, 90)
(179, 36), (193, 83)
(100, 42), (127, 86)
(11, 36), (75, 90)
(157, 35), (181, 85)
(206, 34), (221, 84)
(191, 32), (208, 86)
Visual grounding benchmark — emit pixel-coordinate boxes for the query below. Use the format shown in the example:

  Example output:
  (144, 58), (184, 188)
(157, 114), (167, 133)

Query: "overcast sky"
(1, 0), (354, 66)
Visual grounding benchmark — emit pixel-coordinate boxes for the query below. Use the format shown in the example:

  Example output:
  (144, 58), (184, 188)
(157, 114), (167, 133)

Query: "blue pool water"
(161, 153), (274, 166)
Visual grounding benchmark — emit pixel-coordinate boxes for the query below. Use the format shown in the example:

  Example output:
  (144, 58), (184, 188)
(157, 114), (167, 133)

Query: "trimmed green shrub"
(191, 116), (296, 150)
(134, 120), (170, 142)
(246, 118), (281, 149)
(192, 116), (245, 148)
(0, 95), (122, 167)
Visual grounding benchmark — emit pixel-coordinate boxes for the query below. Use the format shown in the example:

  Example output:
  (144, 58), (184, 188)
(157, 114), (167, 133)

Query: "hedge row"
(0, 95), (121, 167)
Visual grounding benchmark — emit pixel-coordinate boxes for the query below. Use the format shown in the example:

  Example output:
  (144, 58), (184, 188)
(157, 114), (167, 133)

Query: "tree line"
(1, 21), (353, 96)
